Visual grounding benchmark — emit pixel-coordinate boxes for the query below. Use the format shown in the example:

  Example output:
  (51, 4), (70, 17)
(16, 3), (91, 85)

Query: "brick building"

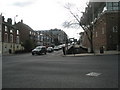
(35, 30), (53, 46)
(93, 11), (119, 50)
(1, 15), (36, 54)
(36, 29), (68, 47)
(80, 2), (120, 52)
(1, 16), (23, 54)
(14, 20), (36, 51)
(1, 16), (68, 54)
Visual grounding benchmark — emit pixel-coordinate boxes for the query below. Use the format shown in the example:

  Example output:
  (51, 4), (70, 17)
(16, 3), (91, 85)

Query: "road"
(2, 50), (118, 88)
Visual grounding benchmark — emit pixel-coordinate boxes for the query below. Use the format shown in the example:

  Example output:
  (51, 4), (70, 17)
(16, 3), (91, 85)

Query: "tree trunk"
(84, 29), (94, 53)
(90, 38), (94, 53)
(90, 30), (94, 53)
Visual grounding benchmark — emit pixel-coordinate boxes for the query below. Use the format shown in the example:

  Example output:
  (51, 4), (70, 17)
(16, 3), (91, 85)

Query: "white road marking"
(86, 72), (102, 77)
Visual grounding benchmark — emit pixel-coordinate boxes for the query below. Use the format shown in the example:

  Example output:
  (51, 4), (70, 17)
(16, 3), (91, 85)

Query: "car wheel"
(32, 52), (34, 55)
(45, 52), (46, 54)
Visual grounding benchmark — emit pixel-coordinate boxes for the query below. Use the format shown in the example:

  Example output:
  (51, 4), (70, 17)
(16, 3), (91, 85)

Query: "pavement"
(2, 50), (120, 57)
(65, 50), (120, 57)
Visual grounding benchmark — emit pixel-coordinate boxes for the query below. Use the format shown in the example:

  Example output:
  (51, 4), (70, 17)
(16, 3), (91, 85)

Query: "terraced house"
(14, 20), (36, 52)
(1, 16), (38, 54)
(35, 29), (68, 47)
(1, 16), (23, 54)
(80, 2), (120, 52)
(0, 15), (68, 54)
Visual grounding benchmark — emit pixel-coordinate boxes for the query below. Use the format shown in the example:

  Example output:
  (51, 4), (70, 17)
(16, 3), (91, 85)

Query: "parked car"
(58, 45), (62, 49)
(47, 47), (54, 53)
(32, 46), (47, 55)
(54, 46), (60, 51)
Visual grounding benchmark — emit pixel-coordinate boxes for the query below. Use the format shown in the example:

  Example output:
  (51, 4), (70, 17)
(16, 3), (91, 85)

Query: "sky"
(0, 0), (89, 39)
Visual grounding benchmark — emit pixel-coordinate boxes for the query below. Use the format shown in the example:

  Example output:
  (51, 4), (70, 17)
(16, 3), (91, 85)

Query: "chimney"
(7, 18), (12, 25)
(2, 16), (5, 22)
(21, 19), (23, 23)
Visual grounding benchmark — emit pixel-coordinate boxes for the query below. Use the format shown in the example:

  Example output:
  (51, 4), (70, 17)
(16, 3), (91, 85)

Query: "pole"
(0, 14), (2, 90)
(92, 3), (95, 55)
(14, 15), (18, 24)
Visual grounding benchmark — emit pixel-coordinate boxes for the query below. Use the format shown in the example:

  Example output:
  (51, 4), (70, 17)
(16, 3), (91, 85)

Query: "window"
(37, 32), (39, 35)
(96, 32), (98, 37)
(107, 2), (112, 7)
(38, 35), (40, 40)
(107, 2), (119, 11)
(41, 36), (43, 41)
(10, 29), (13, 33)
(17, 30), (19, 35)
(4, 33), (8, 42)
(10, 34), (13, 43)
(16, 36), (19, 44)
(29, 31), (31, 35)
(0, 33), (1, 41)
(113, 26), (118, 32)
(113, 2), (119, 6)
(5, 26), (7, 31)
(102, 27), (104, 34)
(0, 25), (2, 31)
(17, 46), (19, 48)
(113, 7), (119, 10)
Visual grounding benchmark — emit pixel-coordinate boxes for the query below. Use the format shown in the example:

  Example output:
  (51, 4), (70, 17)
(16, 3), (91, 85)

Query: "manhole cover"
(86, 72), (101, 77)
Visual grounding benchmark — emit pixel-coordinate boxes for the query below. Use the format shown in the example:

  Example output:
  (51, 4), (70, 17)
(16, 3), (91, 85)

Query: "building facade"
(36, 29), (68, 47)
(80, 2), (120, 52)
(1, 15), (68, 54)
(14, 20), (36, 51)
(1, 16), (36, 54)
(2, 17), (23, 54)
(1, 16), (23, 54)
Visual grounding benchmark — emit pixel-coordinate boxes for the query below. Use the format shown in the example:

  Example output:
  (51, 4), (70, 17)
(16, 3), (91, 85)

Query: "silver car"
(47, 47), (54, 52)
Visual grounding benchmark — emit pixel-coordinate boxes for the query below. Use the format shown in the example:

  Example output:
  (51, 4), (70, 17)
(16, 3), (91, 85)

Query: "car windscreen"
(35, 47), (41, 49)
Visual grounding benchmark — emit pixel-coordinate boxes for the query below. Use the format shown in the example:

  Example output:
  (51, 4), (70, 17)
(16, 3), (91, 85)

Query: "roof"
(14, 21), (34, 31)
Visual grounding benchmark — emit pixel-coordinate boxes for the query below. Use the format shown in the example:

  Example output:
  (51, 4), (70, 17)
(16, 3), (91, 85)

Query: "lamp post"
(14, 15), (18, 24)
(13, 15), (18, 53)
(40, 33), (43, 46)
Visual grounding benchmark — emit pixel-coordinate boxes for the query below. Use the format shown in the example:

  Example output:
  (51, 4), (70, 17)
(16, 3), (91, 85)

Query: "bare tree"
(63, 3), (94, 53)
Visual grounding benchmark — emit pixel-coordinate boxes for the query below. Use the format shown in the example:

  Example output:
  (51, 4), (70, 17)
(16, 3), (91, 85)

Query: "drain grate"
(86, 72), (101, 77)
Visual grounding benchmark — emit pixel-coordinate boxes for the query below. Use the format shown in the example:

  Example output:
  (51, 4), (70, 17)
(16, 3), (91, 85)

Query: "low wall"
(2, 42), (24, 54)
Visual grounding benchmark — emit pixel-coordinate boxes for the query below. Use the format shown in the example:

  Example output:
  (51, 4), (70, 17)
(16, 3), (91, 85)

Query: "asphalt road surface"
(2, 50), (119, 88)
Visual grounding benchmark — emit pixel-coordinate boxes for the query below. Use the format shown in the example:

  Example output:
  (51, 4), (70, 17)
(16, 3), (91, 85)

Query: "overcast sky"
(0, 0), (89, 39)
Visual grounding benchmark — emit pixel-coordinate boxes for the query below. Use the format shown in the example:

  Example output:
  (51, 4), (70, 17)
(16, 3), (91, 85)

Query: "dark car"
(32, 46), (47, 55)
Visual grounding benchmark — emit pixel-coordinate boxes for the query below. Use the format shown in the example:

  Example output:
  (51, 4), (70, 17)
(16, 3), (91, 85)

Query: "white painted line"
(86, 72), (102, 77)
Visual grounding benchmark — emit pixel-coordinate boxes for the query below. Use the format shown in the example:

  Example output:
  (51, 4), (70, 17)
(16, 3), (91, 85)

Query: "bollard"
(100, 47), (104, 54)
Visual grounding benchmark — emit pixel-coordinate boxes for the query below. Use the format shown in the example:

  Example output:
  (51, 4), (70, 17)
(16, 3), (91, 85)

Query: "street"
(2, 50), (118, 88)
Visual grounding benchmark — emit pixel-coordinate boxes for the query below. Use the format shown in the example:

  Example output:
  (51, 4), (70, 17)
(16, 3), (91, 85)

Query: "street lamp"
(13, 15), (18, 53)
(40, 33), (43, 46)
(14, 15), (18, 24)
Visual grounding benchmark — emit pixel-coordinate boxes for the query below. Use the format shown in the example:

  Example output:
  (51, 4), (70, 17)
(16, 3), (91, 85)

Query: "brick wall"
(81, 11), (119, 51)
